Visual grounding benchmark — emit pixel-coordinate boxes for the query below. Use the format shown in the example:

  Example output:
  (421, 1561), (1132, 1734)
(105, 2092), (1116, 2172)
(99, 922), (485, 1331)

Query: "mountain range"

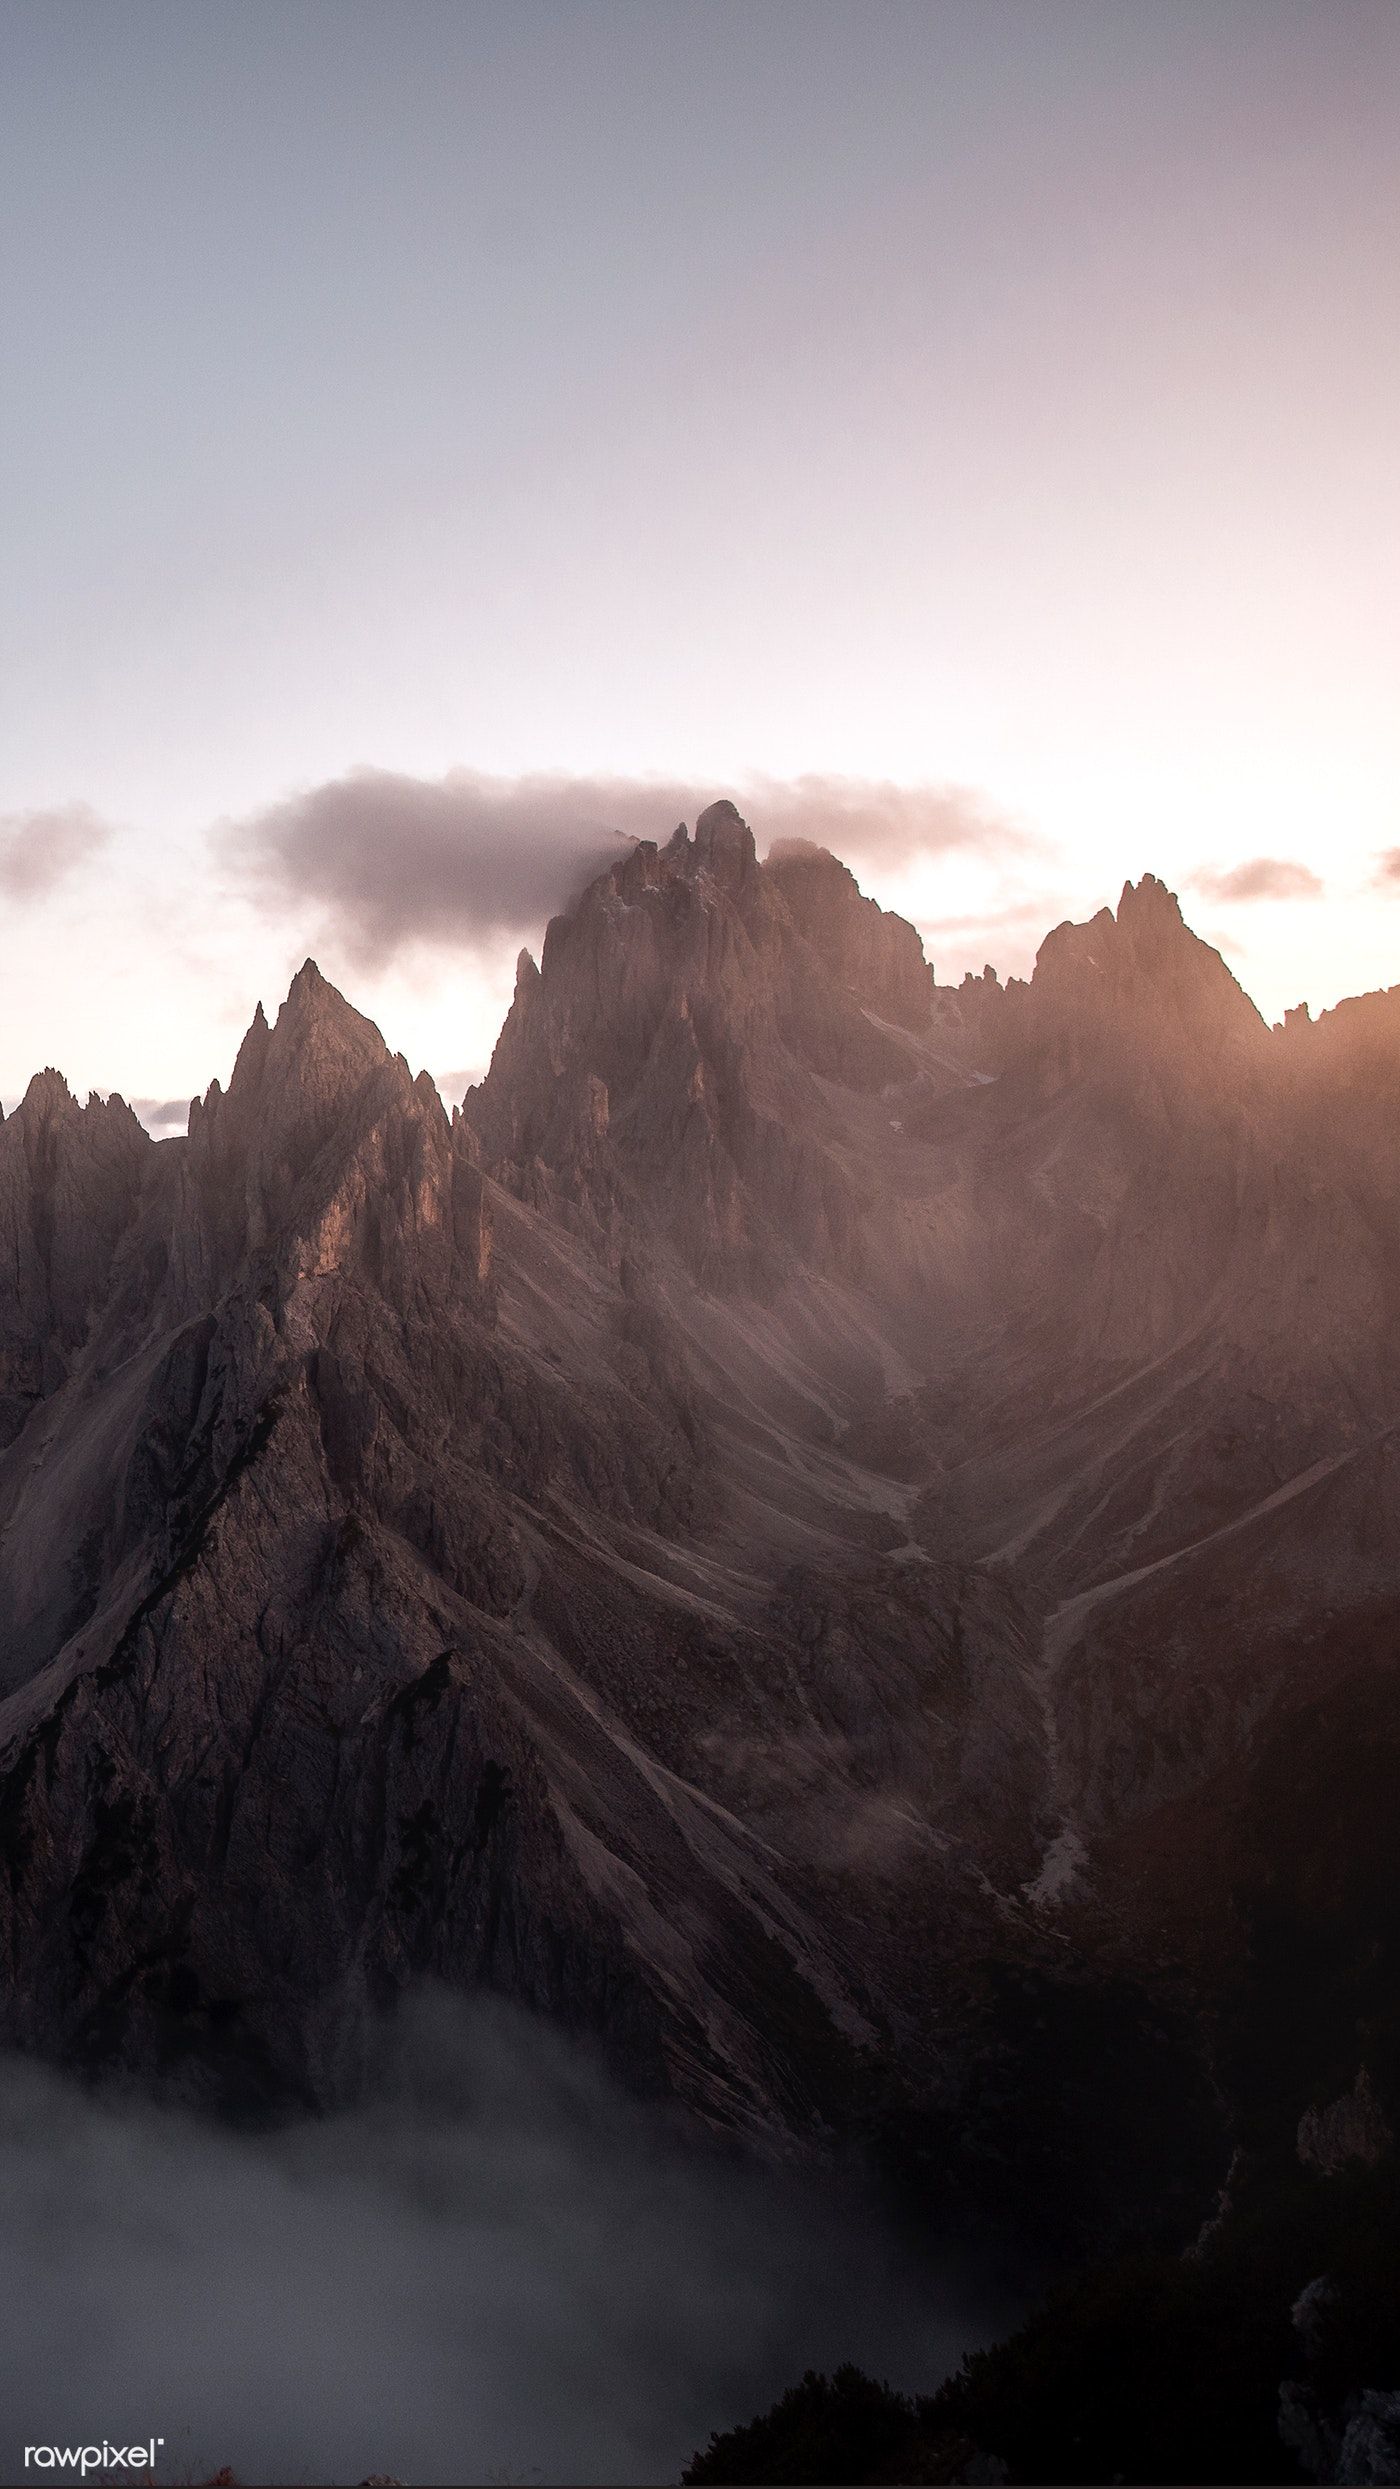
(2, 797), (1397, 2272)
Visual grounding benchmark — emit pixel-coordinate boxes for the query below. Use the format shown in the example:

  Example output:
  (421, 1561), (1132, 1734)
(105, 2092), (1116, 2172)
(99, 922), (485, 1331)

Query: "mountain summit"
(0, 812), (1396, 2258)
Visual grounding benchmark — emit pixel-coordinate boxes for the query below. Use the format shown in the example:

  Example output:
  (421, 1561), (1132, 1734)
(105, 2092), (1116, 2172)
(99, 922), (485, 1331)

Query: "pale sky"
(0, 0), (1396, 1120)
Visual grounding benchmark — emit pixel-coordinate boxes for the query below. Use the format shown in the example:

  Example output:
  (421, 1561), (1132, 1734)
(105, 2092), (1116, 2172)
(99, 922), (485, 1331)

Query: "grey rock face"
(1337, 2392), (1400, 2487)
(0, 1074), (152, 1447)
(2, 814), (1400, 2245)
(465, 802), (934, 1291)
(1280, 2380), (1343, 2484)
(1299, 2069), (1395, 2176)
(764, 836), (934, 1032)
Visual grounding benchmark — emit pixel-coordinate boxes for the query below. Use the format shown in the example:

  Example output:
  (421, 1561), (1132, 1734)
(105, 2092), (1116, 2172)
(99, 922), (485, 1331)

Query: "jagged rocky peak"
(467, 797), (936, 1281)
(253, 957), (391, 1104)
(1025, 871), (1267, 1090)
(16, 1065), (78, 1123)
(691, 795), (759, 888)
(764, 837), (932, 1031)
(0, 1066), (153, 1444)
(192, 959), (398, 1159)
(6, 1068), (150, 1147)
(2, 1064), (152, 1168)
(168, 957), (478, 1313)
(1288, 980), (1400, 1087)
(472, 803), (766, 1143)
(1037, 872), (1255, 1014)
(483, 798), (937, 1103)
(7, 808), (1400, 2257)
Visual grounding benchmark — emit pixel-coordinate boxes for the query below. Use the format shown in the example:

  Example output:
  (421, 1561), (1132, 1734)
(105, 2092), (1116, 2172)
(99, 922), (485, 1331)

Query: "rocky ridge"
(0, 799), (1397, 2256)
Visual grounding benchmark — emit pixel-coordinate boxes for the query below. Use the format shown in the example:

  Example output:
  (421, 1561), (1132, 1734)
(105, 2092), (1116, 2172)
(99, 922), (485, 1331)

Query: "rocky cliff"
(0, 799), (1396, 2255)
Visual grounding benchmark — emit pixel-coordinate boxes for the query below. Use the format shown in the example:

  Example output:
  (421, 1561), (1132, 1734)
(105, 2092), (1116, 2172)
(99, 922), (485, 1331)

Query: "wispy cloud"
(219, 767), (1032, 971)
(1372, 849), (1400, 889)
(919, 896), (1065, 939)
(0, 804), (112, 902)
(1188, 857), (1323, 903)
(750, 775), (1033, 875)
(128, 1095), (193, 1135)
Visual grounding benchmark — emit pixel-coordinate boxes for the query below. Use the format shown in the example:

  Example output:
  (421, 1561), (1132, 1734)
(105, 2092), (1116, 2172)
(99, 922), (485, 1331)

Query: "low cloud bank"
(0, 804), (111, 902)
(220, 767), (1028, 972)
(0, 1992), (1002, 2488)
(221, 768), (648, 970)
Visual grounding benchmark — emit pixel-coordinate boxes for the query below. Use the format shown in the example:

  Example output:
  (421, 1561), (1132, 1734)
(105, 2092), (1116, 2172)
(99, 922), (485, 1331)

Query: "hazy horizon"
(0, 801), (1345, 1137)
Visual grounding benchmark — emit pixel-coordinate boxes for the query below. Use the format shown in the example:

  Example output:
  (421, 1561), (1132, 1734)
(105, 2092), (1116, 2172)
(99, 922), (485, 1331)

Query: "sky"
(0, 0), (1397, 1120)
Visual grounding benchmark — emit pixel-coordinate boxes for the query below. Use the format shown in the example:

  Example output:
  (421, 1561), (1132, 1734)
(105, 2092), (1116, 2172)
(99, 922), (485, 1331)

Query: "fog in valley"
(0, 1992), (1006, 2487)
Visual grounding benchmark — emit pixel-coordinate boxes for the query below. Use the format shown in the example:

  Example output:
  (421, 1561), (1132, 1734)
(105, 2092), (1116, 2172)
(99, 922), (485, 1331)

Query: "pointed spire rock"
(193, 963), (395, 1194)
(268, 960), (387, 1072)
(224, 1003), (271, 1106)
(1115, 872), (1191, 958)
(283, 958), (350, 1021)
(18, 1067), (78, 1122)
(692, 798), (757, 888)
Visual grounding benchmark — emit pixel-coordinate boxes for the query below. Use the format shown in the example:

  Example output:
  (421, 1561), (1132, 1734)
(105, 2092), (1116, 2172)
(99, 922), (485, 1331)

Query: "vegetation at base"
(683, 2365), (956, 2487)
(683, 2160), (1400, 2485)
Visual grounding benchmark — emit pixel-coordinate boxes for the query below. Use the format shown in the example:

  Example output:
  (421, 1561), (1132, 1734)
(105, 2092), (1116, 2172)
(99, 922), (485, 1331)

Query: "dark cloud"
(129, 1096), (193, 1135)
(1188, 857), (1323, 903)
(220, 768), (687, 969)
(0, 1992), (1004, 2489)
(220, 767), (1031, 970)
(0, 804), (111, 901)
